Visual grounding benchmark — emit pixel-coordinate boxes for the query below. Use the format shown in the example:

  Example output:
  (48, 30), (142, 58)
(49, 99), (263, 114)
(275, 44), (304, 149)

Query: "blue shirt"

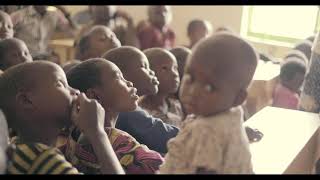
(116, 107), (179, 154)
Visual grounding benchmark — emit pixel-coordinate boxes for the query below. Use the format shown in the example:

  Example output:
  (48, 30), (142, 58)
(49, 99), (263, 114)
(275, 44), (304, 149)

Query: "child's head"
(62, 60), (82, 73)
(90, 6), (117, 23)
(0, 10), (13, 40)
(67, 58), (138, 113)
(144, 48), (179, 95)
(170, 46), (192, 80)
(0, 61), (79, 138)
(147, 6), (172, 28)
(32, 51), (61, 65)
(180, 33), (258, 116)
(284, 50), (308, 67)
(0, 38), (33, 71)
(102, 46), (159, 96)
(75, 25), (121, 61)
(293, 40), (312, 60)
(187, 19), (212, 47)
(280, 58), (306, 93)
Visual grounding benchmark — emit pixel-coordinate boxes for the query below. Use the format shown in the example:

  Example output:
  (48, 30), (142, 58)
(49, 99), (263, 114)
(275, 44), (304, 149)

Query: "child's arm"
(71, 93), (124, 174)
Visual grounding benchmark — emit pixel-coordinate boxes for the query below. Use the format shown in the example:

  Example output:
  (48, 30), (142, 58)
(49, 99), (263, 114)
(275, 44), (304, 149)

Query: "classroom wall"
(64, 5), (291, 58)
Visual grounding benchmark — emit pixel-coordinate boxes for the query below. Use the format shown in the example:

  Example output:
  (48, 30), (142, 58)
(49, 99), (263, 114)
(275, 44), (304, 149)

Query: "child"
(139, 48), (184, 127)
(272, 58), (306, 110)
(76, 6), (139, 47)
(138, 6), (175, 50)
(0, 10), (13, 40)
(160, 33), (257, 174)
(64, 58), (164, 174)
(0, 61), (124, 174)
(102, 46), (179, 154)
(170, 46), (192, 80)
(187, 19), (212, 48)
(293, 40), (312, 61)
(32, 51), (62, 65)
(62, 60), (81, 73)
(0, 38), (33, 71)
(75, 25), (121, 61)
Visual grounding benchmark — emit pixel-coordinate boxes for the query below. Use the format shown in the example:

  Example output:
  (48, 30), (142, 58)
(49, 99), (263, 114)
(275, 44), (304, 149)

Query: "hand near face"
(71, 93), (105, 137)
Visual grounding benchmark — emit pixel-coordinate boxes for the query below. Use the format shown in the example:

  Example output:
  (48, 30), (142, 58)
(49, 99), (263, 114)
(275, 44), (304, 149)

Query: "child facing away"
(159, 32), (257, 174)
(137, 6), (175, 50)
(272, 58), (306, 110)
(139, 48), (184, 127)
(102, 46), (179, 154)
(64, 58), (164, 174)
(0, 38), (33, 71)
(0, 10), (13, 40)
(0, 61), (124, 174)
(187, 19), (213, 49)
(75, 25), (121, 61)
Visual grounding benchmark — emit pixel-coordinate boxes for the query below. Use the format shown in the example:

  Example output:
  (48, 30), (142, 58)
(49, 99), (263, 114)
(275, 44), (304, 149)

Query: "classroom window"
(241, 6), (320, 47)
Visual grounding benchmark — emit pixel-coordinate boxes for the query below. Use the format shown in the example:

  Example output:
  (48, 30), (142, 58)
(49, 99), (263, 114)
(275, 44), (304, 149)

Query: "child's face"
(179, 58), (239, 116)
(30, 63), (79, 128)
(2, 40), (32, 70)
(125, 54), (159, 96)
(88, 28), (121, 58)
(285, 72), (305, 93)
(149, 6), (172, 27)
(189, 24), (210, 45)
(0, 12), (13, 39)
(153, 56), (180, 95)
(94, 62), (139, 112)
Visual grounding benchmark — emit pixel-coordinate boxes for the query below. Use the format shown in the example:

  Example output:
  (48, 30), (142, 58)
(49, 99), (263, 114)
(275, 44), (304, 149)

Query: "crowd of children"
(0, 5), (317, 174)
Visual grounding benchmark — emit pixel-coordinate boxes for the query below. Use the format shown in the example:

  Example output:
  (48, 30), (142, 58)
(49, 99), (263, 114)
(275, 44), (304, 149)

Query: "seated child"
(0, 38), (33, 71)
(272, 58), (306, 110)
(0, 61), (124, 174)
(32, 51), (61, 65)
(65, 58), (164, 174)
(0, 10), (13, 40)
(160, 32), (257, 174)
(0, 109), (9, 174)
(139, 48), (184, 127)
(102, 46), (179, 154)
(62, 60), (81, 73)
(293, 40), (312, 61)
(284, 50), (308, 67)
(170, 46), (192, 80)
(76, 6), (138, 47)
(75, 25), (121, 61)
(187, 19), (213, 48)
(138, 6), (175, 50)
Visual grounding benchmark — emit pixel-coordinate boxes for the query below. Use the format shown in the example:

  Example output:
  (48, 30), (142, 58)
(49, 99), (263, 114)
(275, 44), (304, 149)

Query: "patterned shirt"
(11, 6), (72, 56)
(299, 32), (320, 112)
(6, 142), (80, 174)
(137, 23), (175, 50)
(160, 107), (253, 174)
(61, 127), (164, 174)
(139, 97), (184, 128)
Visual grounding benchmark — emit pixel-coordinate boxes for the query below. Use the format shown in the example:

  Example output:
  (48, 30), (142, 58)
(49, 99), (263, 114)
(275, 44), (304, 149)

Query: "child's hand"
(71, 93), (105, 137)
(245, 126), (263, 143)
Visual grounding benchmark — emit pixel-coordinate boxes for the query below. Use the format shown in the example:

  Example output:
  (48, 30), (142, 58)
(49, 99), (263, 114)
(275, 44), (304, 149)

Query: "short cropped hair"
(280, 58), (306, 82)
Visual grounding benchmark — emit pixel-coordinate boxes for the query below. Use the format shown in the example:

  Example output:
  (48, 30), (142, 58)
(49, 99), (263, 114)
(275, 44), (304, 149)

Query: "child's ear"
(15, 91), (33, 110)
(86, 88), (101, 102)
(233, 89), (248, 107)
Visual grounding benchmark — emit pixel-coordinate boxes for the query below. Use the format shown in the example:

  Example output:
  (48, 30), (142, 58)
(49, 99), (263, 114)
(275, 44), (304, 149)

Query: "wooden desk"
(49, 39), (75, 64)
(244, 106), (320, 174)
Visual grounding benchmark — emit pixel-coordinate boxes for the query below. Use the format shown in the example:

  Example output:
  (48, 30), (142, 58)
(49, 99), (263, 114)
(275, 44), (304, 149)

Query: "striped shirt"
(6, 143), (80, 174)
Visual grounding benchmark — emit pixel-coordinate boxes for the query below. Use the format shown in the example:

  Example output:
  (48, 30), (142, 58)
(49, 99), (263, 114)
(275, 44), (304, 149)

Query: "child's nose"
(127, 81), (134, 87)
(70, 87), (80, 96)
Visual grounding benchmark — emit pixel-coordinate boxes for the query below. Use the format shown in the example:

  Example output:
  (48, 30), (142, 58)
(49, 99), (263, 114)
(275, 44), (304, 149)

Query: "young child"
(138, 6), (175, 50)
(0, 38), (33, 71)
(272, 58), (306, 110)
(102, 46), (179, 154)
(0, 10), (13, 40)
(187, 19), (212, 48)
(170, 46), (192, 80)
(139, 48), (184, 127)
(76, 6), (138, 47)
(75, 25), (121, 61)
(32, 51), (62, 65)
(0, 61), (124, 174)
(160, 33), (257, 174)
(64, 58), (164, 174)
